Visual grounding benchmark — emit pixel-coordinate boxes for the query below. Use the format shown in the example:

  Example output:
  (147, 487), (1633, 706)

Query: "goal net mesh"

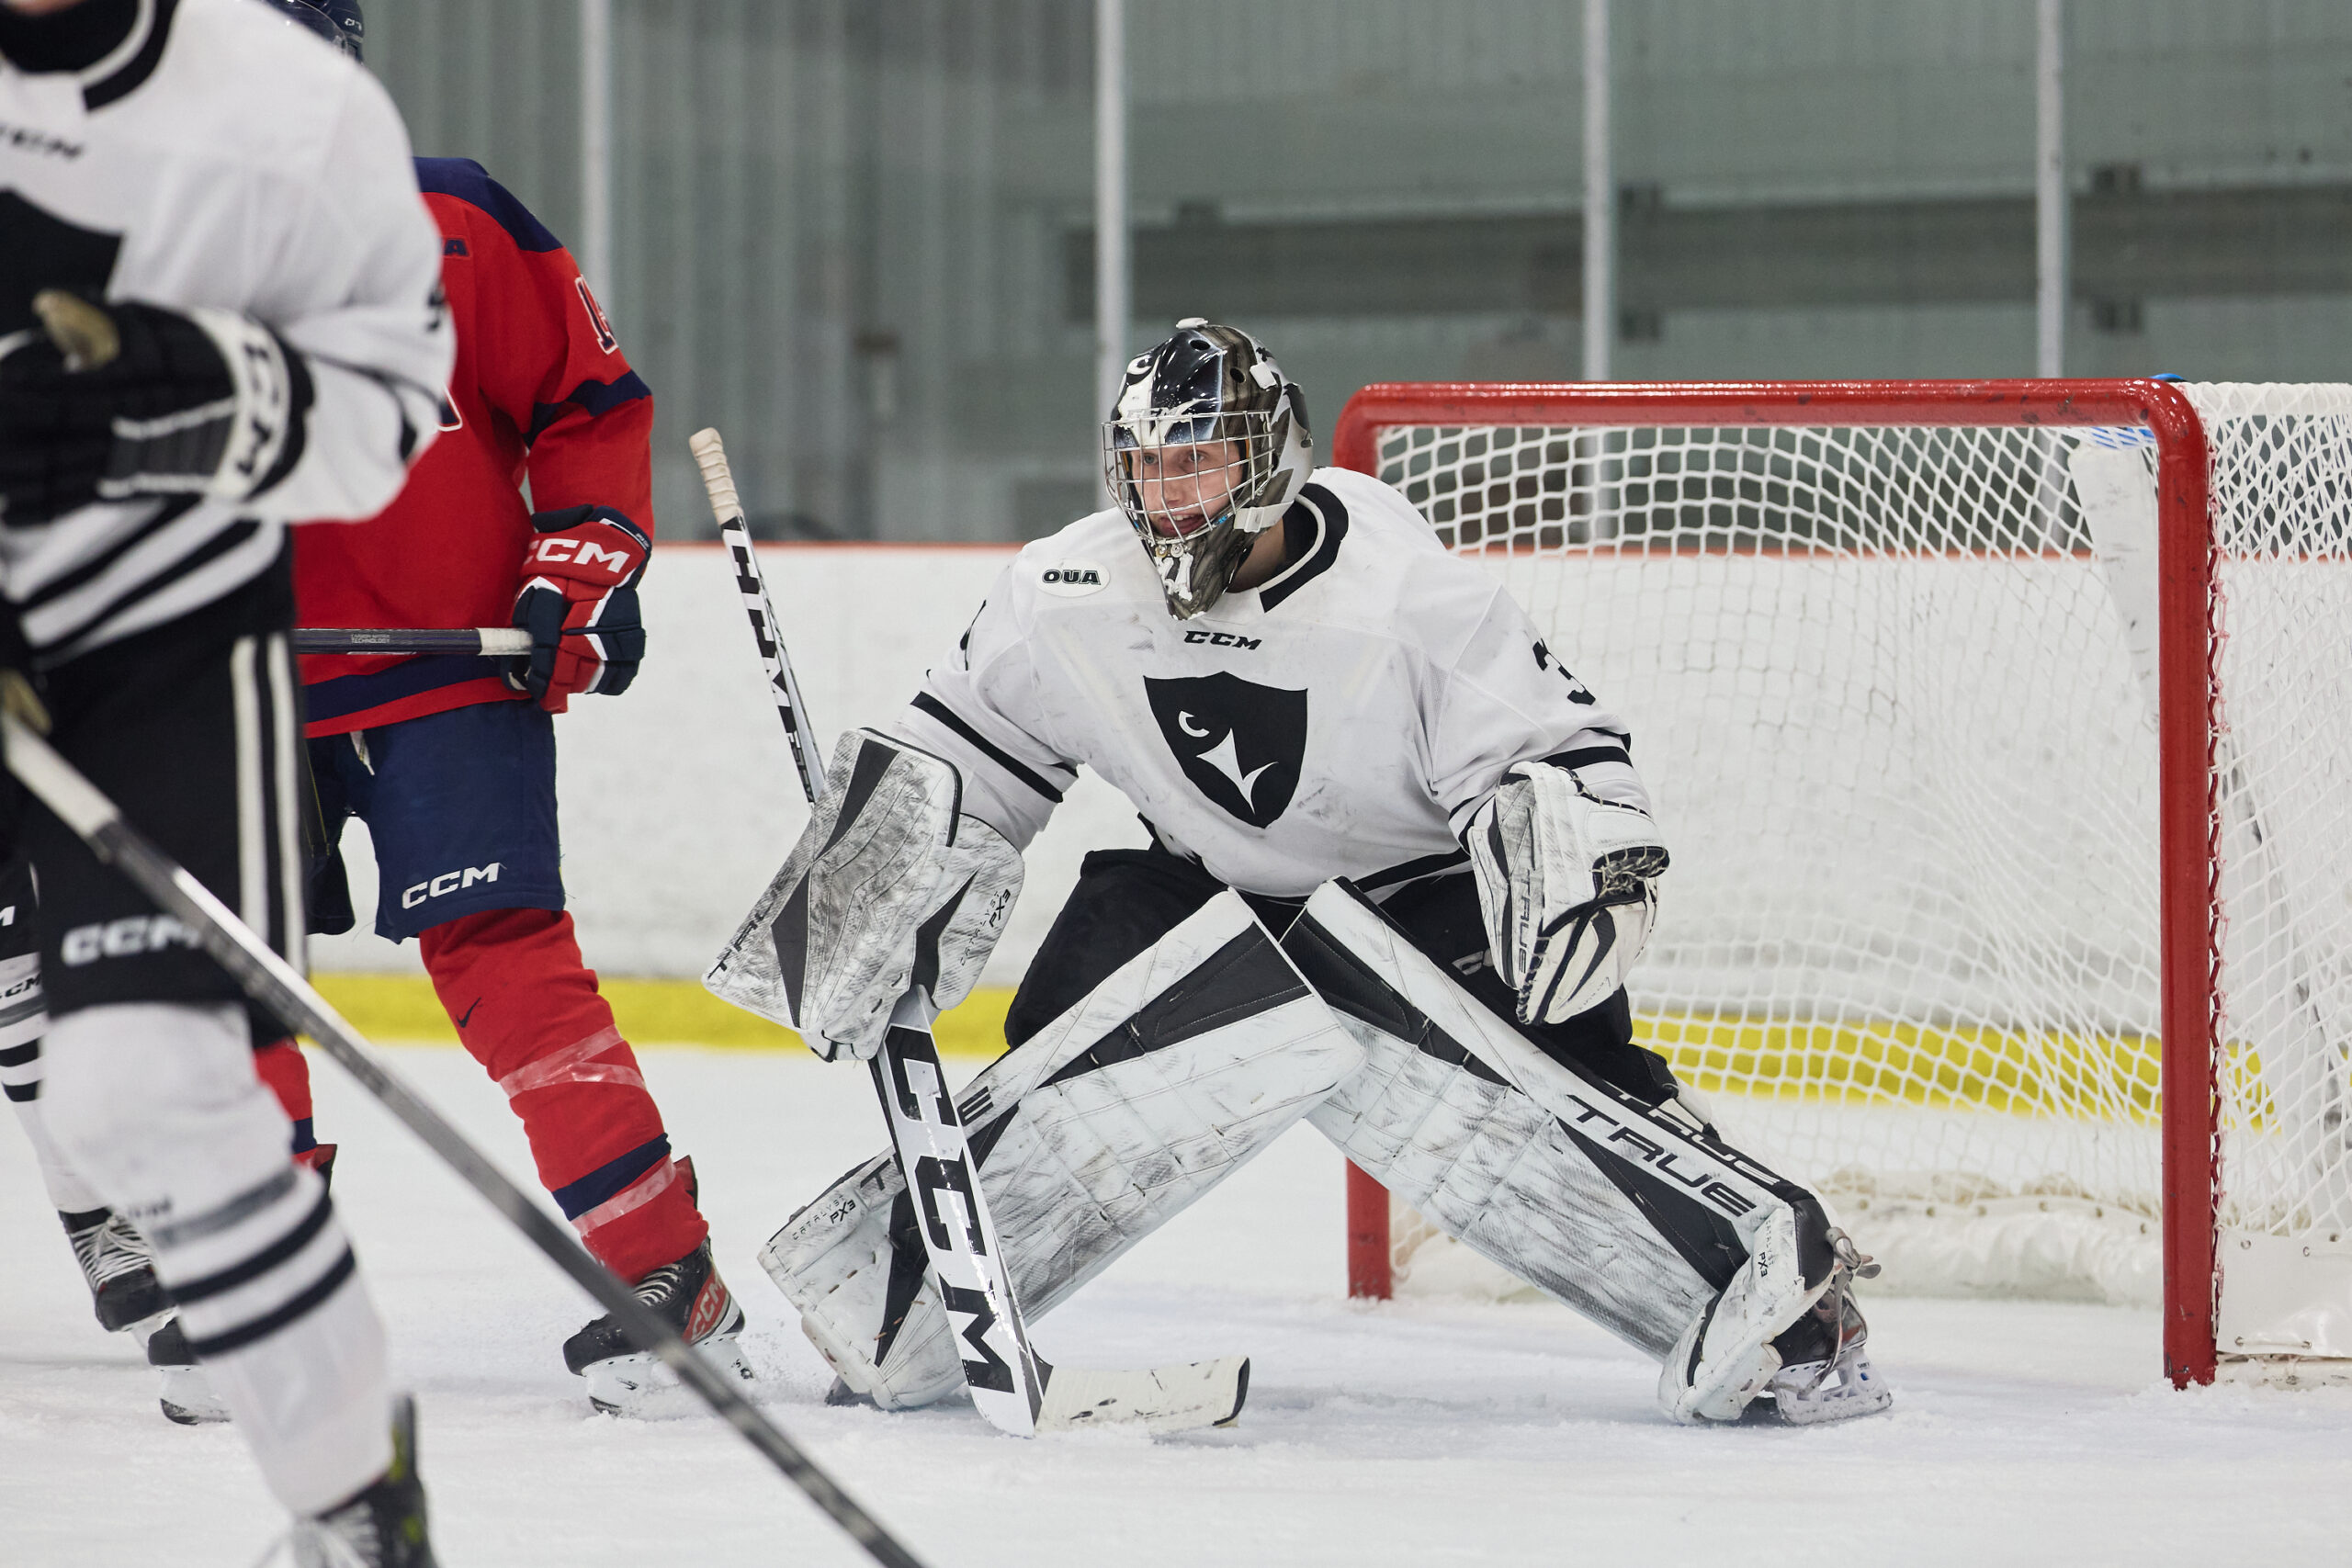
(1367, 384), (2352, 1311)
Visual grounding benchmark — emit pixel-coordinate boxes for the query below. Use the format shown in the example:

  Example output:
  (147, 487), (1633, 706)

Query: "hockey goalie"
(716, 320), (1892, 1428)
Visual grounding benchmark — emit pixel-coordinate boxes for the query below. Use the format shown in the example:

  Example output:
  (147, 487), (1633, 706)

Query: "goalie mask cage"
(1331, 380), (2352, 1389)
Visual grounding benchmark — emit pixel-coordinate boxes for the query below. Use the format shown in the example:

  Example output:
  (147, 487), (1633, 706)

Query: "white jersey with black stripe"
(886, 465), (1652, 900)
(0, 0), (451, 662)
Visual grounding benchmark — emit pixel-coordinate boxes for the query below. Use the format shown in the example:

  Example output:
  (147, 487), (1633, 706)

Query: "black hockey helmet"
(264, 0), (365, 61)
(1102, 320), (1313, 620)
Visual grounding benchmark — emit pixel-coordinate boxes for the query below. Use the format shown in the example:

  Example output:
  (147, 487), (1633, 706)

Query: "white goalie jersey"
(886, 465), (1653, 899)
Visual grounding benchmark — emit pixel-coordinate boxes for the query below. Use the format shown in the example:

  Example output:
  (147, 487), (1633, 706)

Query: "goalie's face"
(1120, 438), (1247, 537)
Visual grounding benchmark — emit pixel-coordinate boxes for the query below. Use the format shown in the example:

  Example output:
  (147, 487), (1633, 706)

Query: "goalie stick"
(293, 627), (533, 657)
(690, 427), (1249, 1438)
(0, 689), (927, 1568)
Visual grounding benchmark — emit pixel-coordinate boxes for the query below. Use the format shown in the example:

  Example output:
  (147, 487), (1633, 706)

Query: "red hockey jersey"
(294, 157), (654, 737)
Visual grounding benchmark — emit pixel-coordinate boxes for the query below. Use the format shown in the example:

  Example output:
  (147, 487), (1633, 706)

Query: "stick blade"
(1035, 1355), (1250, 1435)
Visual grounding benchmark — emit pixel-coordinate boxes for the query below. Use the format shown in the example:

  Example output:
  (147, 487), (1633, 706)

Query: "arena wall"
(308, 542), (1148, 986)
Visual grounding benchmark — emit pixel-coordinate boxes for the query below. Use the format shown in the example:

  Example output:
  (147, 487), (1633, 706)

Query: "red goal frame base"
(1330, 379), (2221, 1390)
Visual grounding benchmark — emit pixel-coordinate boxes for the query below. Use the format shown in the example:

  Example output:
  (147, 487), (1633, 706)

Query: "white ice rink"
(6, 1044), (2351, 1568)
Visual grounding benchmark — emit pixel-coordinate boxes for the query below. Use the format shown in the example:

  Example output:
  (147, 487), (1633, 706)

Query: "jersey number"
(1532, 640), (1597, 705)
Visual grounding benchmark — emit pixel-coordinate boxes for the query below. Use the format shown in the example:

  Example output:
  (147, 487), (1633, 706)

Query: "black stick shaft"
(0, 712), (927, 1568)
(294, 627), (532, 657)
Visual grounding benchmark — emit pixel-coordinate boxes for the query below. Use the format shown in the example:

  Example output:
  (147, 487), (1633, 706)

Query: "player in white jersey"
(0, 0), (451, 1561)
(734, 321), (1894, 1429)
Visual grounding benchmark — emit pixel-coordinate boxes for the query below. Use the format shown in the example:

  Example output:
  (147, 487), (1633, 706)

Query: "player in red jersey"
(142, 146), (749, 1423)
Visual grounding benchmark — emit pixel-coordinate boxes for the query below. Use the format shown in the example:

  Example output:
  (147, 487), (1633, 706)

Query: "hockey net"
(1331, 381), (2352, 1383)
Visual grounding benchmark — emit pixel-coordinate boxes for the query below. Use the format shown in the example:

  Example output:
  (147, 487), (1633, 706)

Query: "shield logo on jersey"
(1145, 672), (1307, 828)
(0, 193), (124, 335)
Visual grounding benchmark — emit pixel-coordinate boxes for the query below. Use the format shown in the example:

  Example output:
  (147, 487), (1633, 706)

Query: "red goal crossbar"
(1330, 379), (2222, 1388)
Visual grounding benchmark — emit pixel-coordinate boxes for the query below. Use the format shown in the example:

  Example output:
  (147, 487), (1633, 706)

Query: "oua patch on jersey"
(1038, 561), (1109, 596)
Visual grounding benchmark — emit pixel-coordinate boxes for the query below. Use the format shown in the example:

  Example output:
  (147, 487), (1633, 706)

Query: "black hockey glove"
(0, 290), (313, 527)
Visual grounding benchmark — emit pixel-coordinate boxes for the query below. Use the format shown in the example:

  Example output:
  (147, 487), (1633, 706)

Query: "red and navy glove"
(509, 503), (649, 712)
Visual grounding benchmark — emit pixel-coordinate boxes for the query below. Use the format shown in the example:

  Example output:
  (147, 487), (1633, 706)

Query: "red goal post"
(1331, 379), (2224, 1387)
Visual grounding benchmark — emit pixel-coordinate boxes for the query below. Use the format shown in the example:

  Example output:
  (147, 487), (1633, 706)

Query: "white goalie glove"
(1464, 760), (1668, 1024)
(704, 729), (1021, 1061)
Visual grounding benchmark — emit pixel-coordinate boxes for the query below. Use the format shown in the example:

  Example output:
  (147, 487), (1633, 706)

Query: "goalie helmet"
(1102, 320), (1313, 620)
(263, 0), (365, 61)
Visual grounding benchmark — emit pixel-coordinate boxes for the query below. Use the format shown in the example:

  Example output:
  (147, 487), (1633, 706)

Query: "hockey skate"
(288, 1394), (437, 1568)
(61, 1206), (169, 1337)
(147, 1316), (231, 1426)
(561, 1237), (752, 1416)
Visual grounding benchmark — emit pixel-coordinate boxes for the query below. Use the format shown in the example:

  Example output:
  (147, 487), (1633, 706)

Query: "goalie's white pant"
(763, 893), (1361, 1410)
(40, 1001), (391, 1514)
(1283, 883), (1857, 1423)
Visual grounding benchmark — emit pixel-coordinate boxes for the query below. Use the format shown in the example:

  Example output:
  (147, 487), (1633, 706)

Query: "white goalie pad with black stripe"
(705, 729), (1021, 1059)
(760, 892), (1360, 1410)
(1282, 881), (1850, 1421)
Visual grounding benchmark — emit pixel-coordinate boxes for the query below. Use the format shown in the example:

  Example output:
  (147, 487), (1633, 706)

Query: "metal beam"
(2037, 0), (2067, 375)
(1582, 0), (1611, 380)
(1094, 0), (1128, 436)
(579, 0), (612, 298)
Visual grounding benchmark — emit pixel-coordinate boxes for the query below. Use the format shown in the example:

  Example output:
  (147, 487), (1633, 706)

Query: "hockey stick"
(690, 428), (1249, 1437)
(0, 698), (927, 1568)
(292, 627), (532, 657)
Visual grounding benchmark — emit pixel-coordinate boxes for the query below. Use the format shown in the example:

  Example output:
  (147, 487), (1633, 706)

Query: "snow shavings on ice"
(6, 1046), (2351, 1567)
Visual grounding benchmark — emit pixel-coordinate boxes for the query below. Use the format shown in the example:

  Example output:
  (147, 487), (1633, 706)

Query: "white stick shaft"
(688, 429), (1048, 1435)
(872, 994), (1046, 1436)
(690, 426), (829, 803)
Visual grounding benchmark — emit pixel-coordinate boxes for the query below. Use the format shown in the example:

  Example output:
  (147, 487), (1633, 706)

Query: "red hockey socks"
(418, 907), (707, 1281)
(251, 1037), (336, 1176)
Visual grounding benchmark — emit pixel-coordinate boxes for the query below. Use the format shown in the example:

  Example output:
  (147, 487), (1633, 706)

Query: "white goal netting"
(1366, 384), (2352, 1342)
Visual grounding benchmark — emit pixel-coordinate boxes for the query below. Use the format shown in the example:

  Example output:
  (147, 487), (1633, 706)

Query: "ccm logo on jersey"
(61, 916), (199, 967)
(528, 536), (635, 575)
(1182, 629), (1261, 650)
(401, 863), (502, 909)
(1038, 563), (1106, 596)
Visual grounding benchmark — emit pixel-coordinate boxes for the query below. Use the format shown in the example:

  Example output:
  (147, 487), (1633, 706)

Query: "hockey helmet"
(1102, 320), (1313, 620)
(264, 0), (365, 61)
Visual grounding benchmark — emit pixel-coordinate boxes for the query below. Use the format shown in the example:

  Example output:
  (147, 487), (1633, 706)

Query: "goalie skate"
(1750, 1248), (1892, 1427)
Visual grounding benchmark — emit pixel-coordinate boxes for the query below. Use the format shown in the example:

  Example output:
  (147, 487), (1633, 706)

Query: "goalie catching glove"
(705, 730), (1020, 1060)
(1466, 760), (1668, 1024)
(0, 291), (311, 527)
(509, 504), (650, 711)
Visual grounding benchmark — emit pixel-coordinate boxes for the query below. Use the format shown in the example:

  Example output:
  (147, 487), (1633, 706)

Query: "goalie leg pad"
(1285, 881), (1865, 1422)
(762, 891), (1360, 1409)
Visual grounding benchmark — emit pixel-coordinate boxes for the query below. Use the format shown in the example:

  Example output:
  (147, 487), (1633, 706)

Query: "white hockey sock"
(41, 1001), (391, 1515)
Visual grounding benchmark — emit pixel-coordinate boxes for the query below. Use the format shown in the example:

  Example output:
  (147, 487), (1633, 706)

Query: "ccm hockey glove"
(510, 503), (650, 712)
(1466, 760), (1669, 1024)
(0, 290), (311, 526)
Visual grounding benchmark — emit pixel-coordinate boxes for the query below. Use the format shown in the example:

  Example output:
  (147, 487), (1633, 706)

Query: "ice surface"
(6, 1045), (2351, 1567)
